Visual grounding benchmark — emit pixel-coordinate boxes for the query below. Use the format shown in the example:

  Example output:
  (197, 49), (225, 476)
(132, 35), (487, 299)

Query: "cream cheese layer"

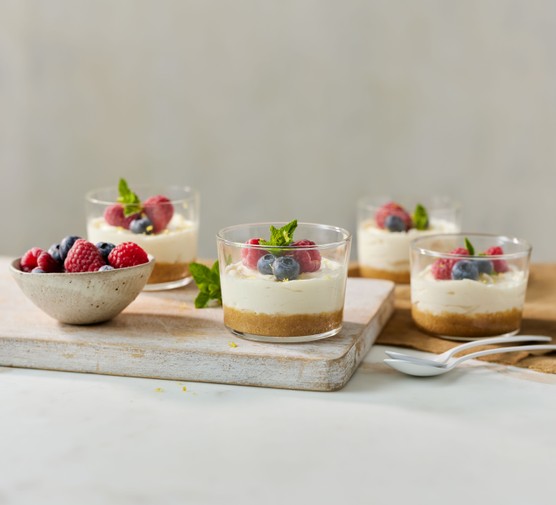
(357, 218), (459, 272)
(411, 266), (527, 315)
(87, 215), (197, 263)
(221, 258), (347, 315)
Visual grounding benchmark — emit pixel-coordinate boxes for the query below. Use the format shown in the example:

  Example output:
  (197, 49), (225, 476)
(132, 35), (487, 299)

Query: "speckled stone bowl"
(9, 257), (155, 325)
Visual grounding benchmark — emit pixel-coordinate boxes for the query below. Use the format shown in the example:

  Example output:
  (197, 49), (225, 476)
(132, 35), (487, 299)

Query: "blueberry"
(98, 265), (115, 271)
(31, 267), (45, 273)
(385, 215), (407, 232)
(60, 235), (81, 261)
(257, 254), (276, 275)
(476, 259), (493, 275)
(48, 243), (63, 264)
(96, 242), (116, 261)
(451, 260), (479, 281)
(130, 216), (154, 235)
(272, 256), (300, 281)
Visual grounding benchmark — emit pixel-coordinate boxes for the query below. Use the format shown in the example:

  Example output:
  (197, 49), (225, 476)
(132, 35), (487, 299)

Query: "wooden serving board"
(0, 258), (394, 391)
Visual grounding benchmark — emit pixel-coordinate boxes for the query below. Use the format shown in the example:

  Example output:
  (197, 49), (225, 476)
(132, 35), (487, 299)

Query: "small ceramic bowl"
(9, 257), (155, 324)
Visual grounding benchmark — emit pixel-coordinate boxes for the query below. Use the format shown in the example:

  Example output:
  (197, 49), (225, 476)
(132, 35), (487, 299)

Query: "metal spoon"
(384, 335), (552, 368)
(384, 344), (556, 377)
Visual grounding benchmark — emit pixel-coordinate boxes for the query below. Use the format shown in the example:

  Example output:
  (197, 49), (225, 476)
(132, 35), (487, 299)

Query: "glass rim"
(410, 232), (532, 260)
(216, 222), (352, 250)
(85, 185), (199, 205)
(357, 195), (461, 212)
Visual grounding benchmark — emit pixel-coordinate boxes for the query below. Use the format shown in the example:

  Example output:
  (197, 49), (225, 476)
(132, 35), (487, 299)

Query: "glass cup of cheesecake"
(86, 179), (199, 290)
(357, 196), (461, 283)
(410, 233), (531, 340)
(216, 220), (352, 343)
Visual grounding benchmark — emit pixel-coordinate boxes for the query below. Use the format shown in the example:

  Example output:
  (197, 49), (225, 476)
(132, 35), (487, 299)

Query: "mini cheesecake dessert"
(86, 179), (199, 290)
(217, 220), (351, 343)
(357, 197), (460, 283)
(410, 234), (531, 340)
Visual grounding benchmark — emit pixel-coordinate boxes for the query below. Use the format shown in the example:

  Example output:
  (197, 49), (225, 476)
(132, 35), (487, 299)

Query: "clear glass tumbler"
(216, 222), (352, 343)
(86, 184), (199, 290)
(357, 196), (461, 284)
(410, 233), (531, 340)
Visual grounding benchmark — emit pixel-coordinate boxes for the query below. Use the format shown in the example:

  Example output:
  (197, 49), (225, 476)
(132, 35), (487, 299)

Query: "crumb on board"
(154, 387), (164, 393)
(182, 386), (187, 392)
(229, 341), (238, 348)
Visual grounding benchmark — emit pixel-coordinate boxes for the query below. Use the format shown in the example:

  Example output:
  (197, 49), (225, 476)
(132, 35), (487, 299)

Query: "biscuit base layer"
(411, 305), (522, 338)
(147, 261), (191, 285)
(223, 306), (343, 337)
(359, 265), (410, 284)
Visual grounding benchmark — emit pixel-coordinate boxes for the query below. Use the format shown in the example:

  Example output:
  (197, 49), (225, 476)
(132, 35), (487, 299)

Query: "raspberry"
(375, 202), (412, 230)
(484, 246), (509, 273)
(143, 195), (174, 233)
(108, 242), (149, 268)
(241, 238), (266, 270)
(20, 247), (44, 272)
(291, 240), (321, 273)
(103, 204), (139, 229)
(37, 251), (62, 273)
(431, 247), (469, 280)
(64, 239), (106, 272)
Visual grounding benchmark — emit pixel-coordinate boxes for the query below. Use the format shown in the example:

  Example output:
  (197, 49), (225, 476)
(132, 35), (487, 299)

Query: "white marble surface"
(1, 345), (555, 505)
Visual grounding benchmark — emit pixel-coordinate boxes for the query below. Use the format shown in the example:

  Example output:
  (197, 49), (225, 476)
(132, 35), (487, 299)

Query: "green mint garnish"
(190, 261), (222, 308)
(413, 204), (429, 230)
(464, 237), (475, 256)
(259, 219), (298, 248)
(117, 178), (142, 217)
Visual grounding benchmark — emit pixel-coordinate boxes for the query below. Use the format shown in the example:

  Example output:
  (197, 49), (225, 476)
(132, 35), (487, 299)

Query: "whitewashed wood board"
(0, 257), (394, 391)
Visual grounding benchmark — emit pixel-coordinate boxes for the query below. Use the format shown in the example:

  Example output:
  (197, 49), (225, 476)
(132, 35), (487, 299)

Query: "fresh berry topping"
(375, 202), (413, 230)
(143, 195), (174, 233)
(31, 268), (45, 273)
(484, 246), (509, 273)
(241, 238), (266, 270)
(20, 247), (44, 272)
(476, 259), (494, 275)
(96, 242), (116, 261)
(272, 256), (300, 281)
(431, 247), (469, 280)
(48, 243), (63, 264)
(37, 251), (62, 273)
(384, 215), (407, 232)
(64, 239), (106, 273)
(59, 235), (81, 261)
(98, 265), (115, 271)
(451, 260), (480, 281)
(108, 242), (149, 268)
(291, 240), (321, 273)
(257, 254), (276, 275)
(130, 216), (154, 235)
(103, 204), (138, 230)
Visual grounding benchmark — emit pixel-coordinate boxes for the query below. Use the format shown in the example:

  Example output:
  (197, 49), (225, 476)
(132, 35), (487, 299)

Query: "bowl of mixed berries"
(10, 236), (154, 324)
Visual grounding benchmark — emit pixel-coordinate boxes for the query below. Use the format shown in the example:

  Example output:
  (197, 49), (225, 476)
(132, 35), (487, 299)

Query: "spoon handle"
(452, 344), (556, 366)
(437, 335), (552, 361)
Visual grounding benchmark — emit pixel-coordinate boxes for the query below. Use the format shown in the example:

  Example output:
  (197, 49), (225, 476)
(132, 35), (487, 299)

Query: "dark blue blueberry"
(31, 267), (45, 273)
(48, 243), (63, 264)
(60, 235), (81, 261)
(385, 215), (407, 232)
(451, 260), (479, 281)
(98, 265), (115, 271)
(96, 242), (116, 261)
(272, 256), (300, 281)
(257, 254), (276, 275)
(130, 216), (154, 235)
(476, 259), (493, 275)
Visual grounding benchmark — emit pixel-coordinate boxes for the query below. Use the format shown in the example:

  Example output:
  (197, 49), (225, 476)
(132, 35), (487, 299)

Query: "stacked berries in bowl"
(217, 220), (352, 342)
(409, 234), (531, 339)
(11, 236), (154, 325)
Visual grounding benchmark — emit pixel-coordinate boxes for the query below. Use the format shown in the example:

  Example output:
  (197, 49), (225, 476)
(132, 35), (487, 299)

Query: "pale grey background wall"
(1, 0), (555, 261)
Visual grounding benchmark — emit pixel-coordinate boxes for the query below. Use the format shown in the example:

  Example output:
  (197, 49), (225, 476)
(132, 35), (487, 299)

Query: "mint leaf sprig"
(258, 220), (298, 255)
(413, 204), (429, 231)
(190, 261), (222, 308)
(117, 178), (142, 217)
(464, 237), (475, 256)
